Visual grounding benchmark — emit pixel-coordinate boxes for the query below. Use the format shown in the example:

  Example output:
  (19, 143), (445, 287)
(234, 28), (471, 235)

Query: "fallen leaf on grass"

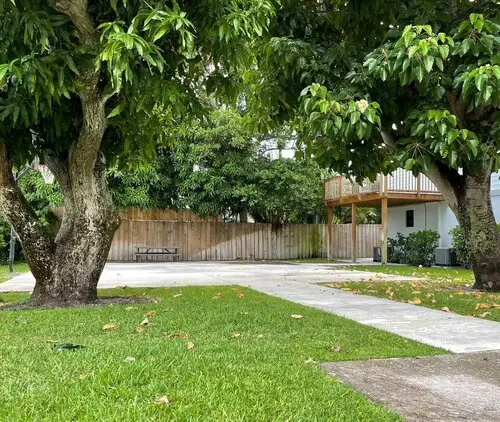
(431, 299), (436, 304)
(123, 356), (136, 363)
(412, 291), (421, 295)
(425, 293), (434, 298)
(166, 333), (188, 339)
(474, 292), (483, 299)
(187, 341), (195, 350)
(154, 395), (170, 406)
(478, 312), (491, 318)
(441, 306), (450, 312)
(331, 345), (341, 353)
(173, 294), (183, 298)
(305, 357), (316, 364)
(457, 290), (465, 295)
(144, 311), (156, 318)
(256, 334), (264, 339)
(475, 303), (490, 310)
(102, 323), (118, 331)
(212, 293), (222, 300)
(290, 314), (304, 319)
(407, 298), (422, 305)
(230, 333), (241, 339)
(135, 326), (145, 333)
(341, 288), (352, 291)
(125, 306), (137, 311)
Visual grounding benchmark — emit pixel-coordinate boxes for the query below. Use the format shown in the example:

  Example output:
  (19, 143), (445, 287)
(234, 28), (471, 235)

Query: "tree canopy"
(260, 0), (500, 289)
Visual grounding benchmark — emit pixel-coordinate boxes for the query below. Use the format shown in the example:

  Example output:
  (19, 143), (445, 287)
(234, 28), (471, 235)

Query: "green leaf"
(435, 57), (444, 71)
(483, 85), (493, 102)
(423, 56), (434, 73)
(415, 66), (424, 82)
(350, 111), (360, 126)
(107, 103), (124, 118)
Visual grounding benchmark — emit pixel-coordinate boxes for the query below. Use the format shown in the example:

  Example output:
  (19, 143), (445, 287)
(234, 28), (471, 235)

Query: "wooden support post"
(417, 173), (421, 197)
(327, 206), (333, 262)
(381, 198), (388, 265)
(351, 203), (357, 263)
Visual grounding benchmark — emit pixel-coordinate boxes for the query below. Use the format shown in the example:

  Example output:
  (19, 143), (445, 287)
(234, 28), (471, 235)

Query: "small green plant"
(405, 230), (440, 266)
(388, 233), (407, 264)
(450, 224), (500, 269)
(388, 230), (440, 267)
(449, 226), (472, 268)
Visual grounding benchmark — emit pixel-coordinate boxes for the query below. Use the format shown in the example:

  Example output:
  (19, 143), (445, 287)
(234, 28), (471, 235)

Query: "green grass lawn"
(325, 265), (500, 322)
(0, 263), (29, 283)
(0, 286), (443, 421)
(338, 264), (475, 282)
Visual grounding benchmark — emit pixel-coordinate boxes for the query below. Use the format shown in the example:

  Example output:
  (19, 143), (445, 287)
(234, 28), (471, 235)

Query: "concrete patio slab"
(0, 262), (415, 293)
(322, 352), (500, 422)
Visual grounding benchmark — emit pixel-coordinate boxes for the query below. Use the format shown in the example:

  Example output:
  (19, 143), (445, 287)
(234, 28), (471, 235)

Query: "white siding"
(388, 203), (439, 239)
(491, 172), (500, 193)
(437, 203), (458, 247)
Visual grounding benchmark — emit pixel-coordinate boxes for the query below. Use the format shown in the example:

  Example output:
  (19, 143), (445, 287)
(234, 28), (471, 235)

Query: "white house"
(324, 170), (500, 263)
(387, 172), (500, 248)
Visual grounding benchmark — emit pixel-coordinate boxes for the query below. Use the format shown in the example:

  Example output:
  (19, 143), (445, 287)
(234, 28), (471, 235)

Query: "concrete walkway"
(323, 352), (500, 422)
(2, 262), (500, 353)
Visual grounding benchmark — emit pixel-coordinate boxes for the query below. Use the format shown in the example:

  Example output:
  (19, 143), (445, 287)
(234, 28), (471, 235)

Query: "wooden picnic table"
(134, 246), (181, 262)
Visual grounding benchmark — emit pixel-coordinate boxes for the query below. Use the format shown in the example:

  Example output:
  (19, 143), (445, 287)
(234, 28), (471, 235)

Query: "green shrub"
(449, 226), (472, 268)
(450, 224), (500, 269)
(388, 233), (407, 264)
(0, 217), (9, 263)
(405, 230), (440, 266)
(387, 230), (440, 267)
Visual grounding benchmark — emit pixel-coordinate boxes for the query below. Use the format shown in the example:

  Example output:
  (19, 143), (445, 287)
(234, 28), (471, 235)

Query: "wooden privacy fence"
(107, 220), (381, 261)
(329, 224), (381, 259)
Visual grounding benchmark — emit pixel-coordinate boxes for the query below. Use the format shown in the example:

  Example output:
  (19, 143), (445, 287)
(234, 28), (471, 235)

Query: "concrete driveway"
(0, 262), (411, 293)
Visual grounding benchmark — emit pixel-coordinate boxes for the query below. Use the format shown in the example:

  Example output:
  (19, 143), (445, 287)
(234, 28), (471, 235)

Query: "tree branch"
(445, 91), (466, 129)
(0, 141), (55, 273)
(54, 0), (98, 46)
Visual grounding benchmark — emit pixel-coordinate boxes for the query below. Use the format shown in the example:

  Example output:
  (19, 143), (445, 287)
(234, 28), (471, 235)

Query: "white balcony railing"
(324, 169), (440, 202)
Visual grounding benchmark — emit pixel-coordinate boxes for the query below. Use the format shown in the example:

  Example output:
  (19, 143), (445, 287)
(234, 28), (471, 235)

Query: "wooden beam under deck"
(325, 192), (444, 208)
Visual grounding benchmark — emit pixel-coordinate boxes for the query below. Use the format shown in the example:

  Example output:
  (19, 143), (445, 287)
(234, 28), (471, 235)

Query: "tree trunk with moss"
(426, 164), (500, 291)
(455, 174), (500, 291)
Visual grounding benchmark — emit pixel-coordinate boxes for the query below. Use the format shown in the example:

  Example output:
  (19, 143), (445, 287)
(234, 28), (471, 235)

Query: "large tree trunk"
(0, 141), (120, 306)
(28, 154), (120, 306)
(455, 174), (500, 291)
(425, 164), (500, 291)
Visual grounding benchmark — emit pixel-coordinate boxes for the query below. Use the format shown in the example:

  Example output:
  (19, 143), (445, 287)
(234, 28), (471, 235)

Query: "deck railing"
(324, 169), (440, 202)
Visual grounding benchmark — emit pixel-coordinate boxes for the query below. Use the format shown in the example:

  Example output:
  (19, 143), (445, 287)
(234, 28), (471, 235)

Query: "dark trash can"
(373, 247), (381, 262)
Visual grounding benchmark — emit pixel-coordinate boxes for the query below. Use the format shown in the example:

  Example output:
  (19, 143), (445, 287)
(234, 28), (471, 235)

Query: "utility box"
(435, 247), (457, 266)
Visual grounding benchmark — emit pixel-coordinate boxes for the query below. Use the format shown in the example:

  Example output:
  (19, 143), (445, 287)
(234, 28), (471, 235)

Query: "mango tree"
(0, 0), (274, 305)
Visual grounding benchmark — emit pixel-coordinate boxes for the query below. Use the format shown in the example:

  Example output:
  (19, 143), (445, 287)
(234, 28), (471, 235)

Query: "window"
(406, 210), (414, 228)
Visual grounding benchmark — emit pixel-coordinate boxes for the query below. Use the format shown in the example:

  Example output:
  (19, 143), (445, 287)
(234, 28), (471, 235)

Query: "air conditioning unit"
(435, 247), (457, 266)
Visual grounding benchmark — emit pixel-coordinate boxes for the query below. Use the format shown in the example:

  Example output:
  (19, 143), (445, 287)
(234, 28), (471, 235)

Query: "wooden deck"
(324, 169), (444, 265)
(324, 169), (443, 207)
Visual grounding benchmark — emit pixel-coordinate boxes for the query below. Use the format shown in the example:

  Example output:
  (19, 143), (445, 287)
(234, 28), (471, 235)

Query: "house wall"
(388, 172), (500, 248)
(388, 202), (439, 240)
(492, 172), (500, 222)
